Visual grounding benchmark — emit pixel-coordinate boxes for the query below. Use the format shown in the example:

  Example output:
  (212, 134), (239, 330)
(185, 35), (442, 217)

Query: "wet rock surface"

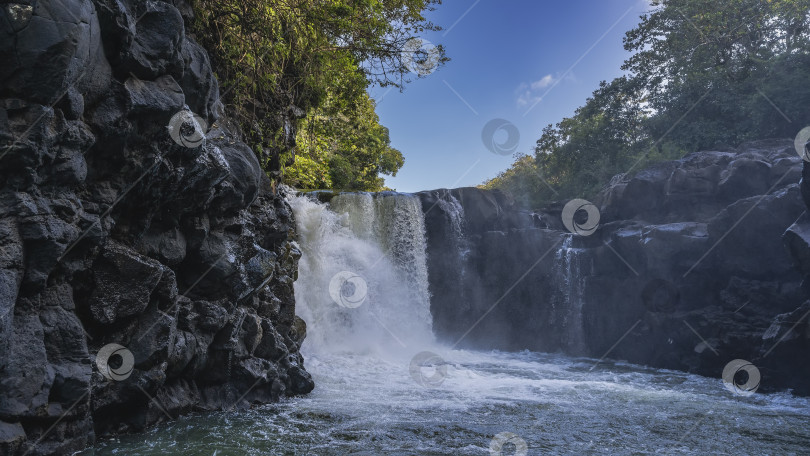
(0, 1), (312, 454)
(419, 140), (810, 396)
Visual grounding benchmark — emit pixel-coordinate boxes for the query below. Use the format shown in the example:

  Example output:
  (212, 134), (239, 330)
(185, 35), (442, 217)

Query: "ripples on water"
(85, 348), (810, 455)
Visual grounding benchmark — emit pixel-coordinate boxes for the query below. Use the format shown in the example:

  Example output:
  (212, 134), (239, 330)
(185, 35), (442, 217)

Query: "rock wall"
(0, 1), (313, 454)
(419, 139), (810, 395)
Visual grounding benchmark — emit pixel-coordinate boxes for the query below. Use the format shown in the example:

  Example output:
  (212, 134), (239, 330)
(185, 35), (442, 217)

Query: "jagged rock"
(57, 86), (85, 121)
(95, 0), (185, 79)
(88, 242), (164, 324)
(0, 0), (313, 453)
(123, 74), (185, 118)
(17, 195), (81, 290)
(255, 319), (287, 361)
(0, 421), (26, 455)
(138, 225), (187, 267)
(179, 37), (221, 123)
(0, 0), (97, 104)
(596, 141), (801, 224)
(0, 216), (23, 358)
(287, 363), (314, 394)
(39, 301), (92, 409)
(0, 315), (52, 418)
(600, 161), (677, 221)
(717, 157), (771, 199)
(209, 140), (264, 213)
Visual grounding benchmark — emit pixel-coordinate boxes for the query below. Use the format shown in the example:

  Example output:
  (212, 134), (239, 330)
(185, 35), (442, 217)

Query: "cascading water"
(434, 192), (469, 259)
(552, 234), (588, 355)
(289, 192), (434, 354)
(87, 192), (810, 455)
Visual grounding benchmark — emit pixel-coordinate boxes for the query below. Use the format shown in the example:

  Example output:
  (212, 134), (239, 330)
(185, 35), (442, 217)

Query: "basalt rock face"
(417, 188), (569, 351)
(0, 1), (313, 454)
(420, 139), (810, 395)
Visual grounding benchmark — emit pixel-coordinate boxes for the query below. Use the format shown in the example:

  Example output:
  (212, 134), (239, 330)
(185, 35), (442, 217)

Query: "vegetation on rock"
(190, 0), (446, 191)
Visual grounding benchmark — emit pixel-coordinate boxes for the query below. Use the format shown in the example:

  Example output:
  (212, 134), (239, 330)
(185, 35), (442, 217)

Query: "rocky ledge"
(419, 139), (810, 396)
(0, 1), (313, 455)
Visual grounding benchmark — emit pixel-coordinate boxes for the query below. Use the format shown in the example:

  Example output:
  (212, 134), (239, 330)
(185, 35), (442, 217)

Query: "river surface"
(84, 348), (810, 455)
(83, 193), (810, 455)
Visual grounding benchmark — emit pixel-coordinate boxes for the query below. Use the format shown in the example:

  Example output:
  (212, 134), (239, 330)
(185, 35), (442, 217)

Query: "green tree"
(480, 154), (550, 207)
(485, 0), (810, 207)
(624, 0), (810, 150)
(190, 0), (446, 186)
(288, 91), (404, 191)
(534, 76), (651, 200)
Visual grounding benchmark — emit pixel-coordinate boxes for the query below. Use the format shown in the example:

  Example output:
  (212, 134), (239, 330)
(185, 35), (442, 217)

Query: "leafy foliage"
(479, 154), (550, 207)
(288, 92), (404, 190)
(484, 0), (810, 207)
(190, 0), (446, 189)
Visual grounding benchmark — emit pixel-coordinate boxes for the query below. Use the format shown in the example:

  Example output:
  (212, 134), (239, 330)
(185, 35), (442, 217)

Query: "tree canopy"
(483, 0), (810, 207)
(190, 0), (447, 190)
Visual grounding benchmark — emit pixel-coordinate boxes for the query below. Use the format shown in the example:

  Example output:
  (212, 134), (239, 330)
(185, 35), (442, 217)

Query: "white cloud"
(516, 91), (541, 107)
(515, 74), (558, 107)
(531, 74), (555, 90)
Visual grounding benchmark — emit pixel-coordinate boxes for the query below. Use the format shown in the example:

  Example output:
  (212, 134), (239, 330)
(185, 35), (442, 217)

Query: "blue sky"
(370, 0), (652, 192)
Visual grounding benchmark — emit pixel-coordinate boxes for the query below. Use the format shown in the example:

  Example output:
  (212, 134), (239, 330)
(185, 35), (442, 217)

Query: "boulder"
(88, 242), (164, 324)
(0, 0), (98, 104)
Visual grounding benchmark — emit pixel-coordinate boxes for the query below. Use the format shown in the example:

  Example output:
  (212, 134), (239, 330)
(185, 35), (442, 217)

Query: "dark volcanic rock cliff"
(0, 1), (313, 454)
(419, 139), (810, 395)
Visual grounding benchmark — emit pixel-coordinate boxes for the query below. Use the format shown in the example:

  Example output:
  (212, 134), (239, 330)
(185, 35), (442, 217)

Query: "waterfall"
(552, 235), (587, 354)
(288, 192), (434, 355)
(434, 192), (468, 256)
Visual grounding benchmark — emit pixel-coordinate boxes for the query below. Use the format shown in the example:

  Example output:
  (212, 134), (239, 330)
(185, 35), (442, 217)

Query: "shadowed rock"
(420, 139), (810, 395)
(0, 1), (313, 454)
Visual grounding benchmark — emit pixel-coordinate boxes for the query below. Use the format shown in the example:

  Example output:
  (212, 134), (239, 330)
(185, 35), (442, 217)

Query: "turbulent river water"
(85, 193), (810, 455)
